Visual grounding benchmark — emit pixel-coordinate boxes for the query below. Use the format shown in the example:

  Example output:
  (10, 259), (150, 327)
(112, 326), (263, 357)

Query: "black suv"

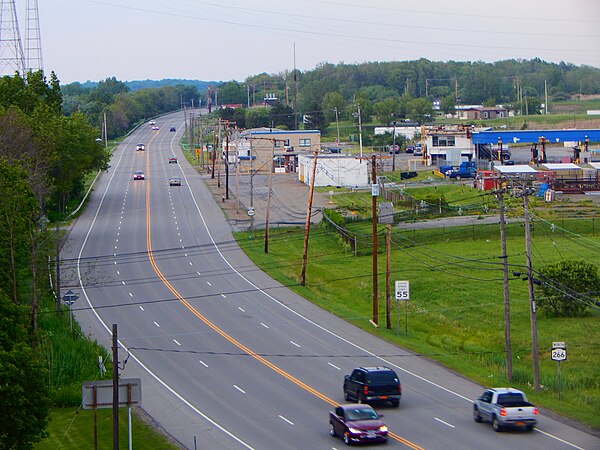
(343, 366), (401, 407)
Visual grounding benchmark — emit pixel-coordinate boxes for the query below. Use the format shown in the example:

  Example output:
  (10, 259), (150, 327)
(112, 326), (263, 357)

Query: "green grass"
(234, 218), (600, 429)
(35, 407), (178, 450)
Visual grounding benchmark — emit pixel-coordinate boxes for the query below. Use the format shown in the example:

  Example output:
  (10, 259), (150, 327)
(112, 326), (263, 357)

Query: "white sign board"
(552, 341), (566, 349)
(395, 280), (410, 301)
(551, 348), (567, 361)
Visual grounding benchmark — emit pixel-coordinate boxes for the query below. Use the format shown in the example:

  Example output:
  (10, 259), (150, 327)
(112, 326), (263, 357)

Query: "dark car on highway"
(170, 126), (176, 132)
(329, 403), (388, 445)
(133, 171), (145, 180)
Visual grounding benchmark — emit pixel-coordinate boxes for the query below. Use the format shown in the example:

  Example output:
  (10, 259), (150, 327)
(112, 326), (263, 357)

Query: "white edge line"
(75, 130), (254, 450)
(180, 138), (586, 450)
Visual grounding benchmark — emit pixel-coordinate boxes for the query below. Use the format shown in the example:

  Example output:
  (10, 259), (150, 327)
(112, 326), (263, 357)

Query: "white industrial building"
(298, 154), (370, 187)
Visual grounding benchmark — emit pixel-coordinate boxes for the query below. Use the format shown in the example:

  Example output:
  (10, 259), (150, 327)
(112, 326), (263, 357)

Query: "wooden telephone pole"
(371, 155), (378, 325)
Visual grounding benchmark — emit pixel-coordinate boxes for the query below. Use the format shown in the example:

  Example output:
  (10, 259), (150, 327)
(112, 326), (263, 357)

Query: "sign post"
(63, 290), (79, 333)
(395, 281), (409, 335)
(551, 342), (567, 400)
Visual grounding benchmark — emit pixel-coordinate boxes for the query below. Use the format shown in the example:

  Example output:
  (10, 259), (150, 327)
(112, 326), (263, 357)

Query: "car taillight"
(533, 408), (539, 415)
(398, 385), (402, 394)
(499, 408), (507, 417)
(363, 386), (369, 395)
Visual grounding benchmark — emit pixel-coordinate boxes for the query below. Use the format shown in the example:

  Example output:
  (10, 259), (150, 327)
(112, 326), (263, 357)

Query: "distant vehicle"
(405, 145), (414, 154)
(389, 144), (400, 154)
(133, 171), (145, 180)
(440, 161), (477, 180)
(168, 157), (178, 164)
(168, 177), (181, 186)
(414, 143), (423, 156)
(149, 121), (156, 125)
(343, 366), (401, 407)
(329, 403), (388, 445)
(152, 126), (159, 131)
(473, 388), (538, 432)
(169, 126), (176, 132)
(136, 143), (145, 151)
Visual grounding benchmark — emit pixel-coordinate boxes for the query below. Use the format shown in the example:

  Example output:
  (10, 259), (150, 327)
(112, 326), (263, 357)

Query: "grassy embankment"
(234, 185), (600, 429)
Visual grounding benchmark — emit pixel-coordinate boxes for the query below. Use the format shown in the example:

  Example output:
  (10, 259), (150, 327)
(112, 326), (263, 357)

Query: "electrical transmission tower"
(0, 0), (26, 75)
(26, 0), (43, 72)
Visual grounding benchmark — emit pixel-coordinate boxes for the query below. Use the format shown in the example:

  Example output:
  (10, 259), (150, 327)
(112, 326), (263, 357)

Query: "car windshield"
(346, 407), (378, 421)
(365, 372), (398, 384)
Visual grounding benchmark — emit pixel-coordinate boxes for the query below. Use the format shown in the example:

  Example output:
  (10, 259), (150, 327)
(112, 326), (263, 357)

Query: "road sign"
(395, 280), (410, 301)
(552, 341), (566, 349)
(551, 348), (567, 361)
(82, 378), (142, 410)
(63, 290), (78, 306)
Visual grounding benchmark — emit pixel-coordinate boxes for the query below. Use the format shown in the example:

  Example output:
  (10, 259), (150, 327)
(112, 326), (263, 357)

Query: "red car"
(329, 403), (387, 445)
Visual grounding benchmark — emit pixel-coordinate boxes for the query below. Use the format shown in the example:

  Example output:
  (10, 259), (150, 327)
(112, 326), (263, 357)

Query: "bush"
(537, 259), (600, 317)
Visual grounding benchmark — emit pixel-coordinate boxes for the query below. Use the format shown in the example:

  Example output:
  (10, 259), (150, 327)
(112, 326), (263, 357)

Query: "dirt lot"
(203, 171), (331, 231)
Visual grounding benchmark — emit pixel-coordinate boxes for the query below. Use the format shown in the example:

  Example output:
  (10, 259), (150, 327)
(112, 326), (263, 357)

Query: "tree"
(0, 292), (51, 449)
(269, 103), (295, 129)
(322, 91), (345, 123)
(440, 95), (456, 116)
(374, 98), (399, 123)
(303, 101), (328, 132)
(245, 107), (270, 128)
(537, 259), (600, 317)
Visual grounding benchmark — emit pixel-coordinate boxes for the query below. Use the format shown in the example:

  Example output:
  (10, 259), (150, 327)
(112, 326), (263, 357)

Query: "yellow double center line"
(142, 136), (422, 449)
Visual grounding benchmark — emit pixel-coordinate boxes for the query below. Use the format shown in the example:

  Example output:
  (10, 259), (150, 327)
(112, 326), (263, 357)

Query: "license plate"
(379, 396), (388, 399)
(366, 431), (377, 438)
(515, 422), (525, 426)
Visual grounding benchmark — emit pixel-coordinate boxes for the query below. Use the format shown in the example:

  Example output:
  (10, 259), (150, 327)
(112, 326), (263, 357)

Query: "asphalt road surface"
(62, 111), (599, 449)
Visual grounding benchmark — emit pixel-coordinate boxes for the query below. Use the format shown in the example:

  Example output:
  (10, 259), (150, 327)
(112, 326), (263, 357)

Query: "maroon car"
(329, 403), (388, 445)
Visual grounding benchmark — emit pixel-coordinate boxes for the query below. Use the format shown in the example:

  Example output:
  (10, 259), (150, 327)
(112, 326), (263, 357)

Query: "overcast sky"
(13, 0), (600, 84)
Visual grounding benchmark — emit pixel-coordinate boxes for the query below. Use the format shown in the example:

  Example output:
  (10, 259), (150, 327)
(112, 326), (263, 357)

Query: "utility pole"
(112, 324), (119, 450)
(522, 181), (540, 390)
(264, 140), (275, 253)
(293, 42), (298, 130)
(300, 149), (319, 286)
(357, 105), (364, 159)
(371, 155), (379, 325)
(497, 185), (513, 381)
(55, 222), (61, 312)
(334, 108), (340, 145)
(225, 120), (230, 200)
(392, 120), (397, 172)
(385, 224), (391, 329)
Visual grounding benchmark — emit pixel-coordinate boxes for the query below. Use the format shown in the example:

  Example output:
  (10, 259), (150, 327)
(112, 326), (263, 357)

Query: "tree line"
(212, 58), (600, 131)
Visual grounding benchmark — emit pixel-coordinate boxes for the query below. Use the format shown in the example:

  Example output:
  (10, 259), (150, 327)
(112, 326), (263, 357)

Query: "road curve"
(62, 111), (599, 450)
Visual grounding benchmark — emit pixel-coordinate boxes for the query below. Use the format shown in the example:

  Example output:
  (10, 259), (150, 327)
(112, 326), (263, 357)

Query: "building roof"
(541, 163), (581, 171)
(588, 162), (600, 170)
(493, 164), (538, 174)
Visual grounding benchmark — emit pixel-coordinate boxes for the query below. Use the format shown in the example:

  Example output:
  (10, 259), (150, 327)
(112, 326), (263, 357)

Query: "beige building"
(238, 128), (321, 173)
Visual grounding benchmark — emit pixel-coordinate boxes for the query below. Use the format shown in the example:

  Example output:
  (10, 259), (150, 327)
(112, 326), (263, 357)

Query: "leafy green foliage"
(537, 259), (600, 317)
(0, 292), (51, 449)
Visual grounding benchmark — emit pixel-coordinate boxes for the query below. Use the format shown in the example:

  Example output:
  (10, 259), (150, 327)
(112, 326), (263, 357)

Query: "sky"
(9, 0), (600, 84)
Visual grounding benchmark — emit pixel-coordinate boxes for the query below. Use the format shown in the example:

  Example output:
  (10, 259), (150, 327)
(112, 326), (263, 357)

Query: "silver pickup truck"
(473, 388), (538, 432)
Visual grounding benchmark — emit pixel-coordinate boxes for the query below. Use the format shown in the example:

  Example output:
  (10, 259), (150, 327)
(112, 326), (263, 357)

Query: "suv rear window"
(365, 371), (398, 384)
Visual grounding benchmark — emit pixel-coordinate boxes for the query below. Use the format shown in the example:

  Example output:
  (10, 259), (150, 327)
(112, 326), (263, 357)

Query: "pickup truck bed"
(473, 388), (538, 432)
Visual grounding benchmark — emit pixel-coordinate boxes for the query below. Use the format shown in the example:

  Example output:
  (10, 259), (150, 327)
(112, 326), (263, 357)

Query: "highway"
(64, 111), (600, 449)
